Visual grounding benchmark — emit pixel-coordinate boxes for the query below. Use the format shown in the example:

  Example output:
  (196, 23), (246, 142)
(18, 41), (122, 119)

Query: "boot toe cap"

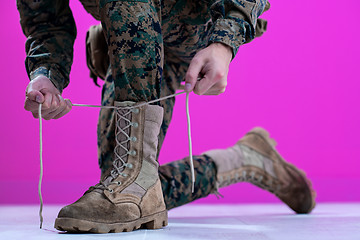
(57, 198), (141, 223)
(57, 205), (81, 219)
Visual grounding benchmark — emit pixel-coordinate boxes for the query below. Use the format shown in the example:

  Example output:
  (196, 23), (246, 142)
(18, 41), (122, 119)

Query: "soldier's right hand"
(24, 75), (72, 120)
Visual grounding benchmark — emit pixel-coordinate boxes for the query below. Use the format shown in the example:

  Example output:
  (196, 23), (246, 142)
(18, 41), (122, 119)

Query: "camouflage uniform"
(17, 0), (269, 210)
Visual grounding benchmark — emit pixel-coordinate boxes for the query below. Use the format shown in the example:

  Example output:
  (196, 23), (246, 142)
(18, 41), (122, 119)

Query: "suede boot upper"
(204, 127), (316, 214)
(55, 102), (168, 233)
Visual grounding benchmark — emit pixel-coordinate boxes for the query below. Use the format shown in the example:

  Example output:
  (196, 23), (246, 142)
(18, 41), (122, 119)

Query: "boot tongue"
(100, 161), (122, 187)
(88, 168), (113, 194)
(100, 167), (114, 184)
(102, 175), (114, 186)
(91, 169), (116, 194)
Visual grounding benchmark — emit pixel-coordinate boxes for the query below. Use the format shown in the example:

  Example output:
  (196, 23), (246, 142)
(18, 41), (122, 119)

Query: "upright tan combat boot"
(204, 127), (316, 214)
(55, 102), (167, 233)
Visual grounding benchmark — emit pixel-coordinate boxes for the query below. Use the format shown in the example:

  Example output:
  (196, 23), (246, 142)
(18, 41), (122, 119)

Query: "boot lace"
(91, 106), (139, 192)
(38, 91), (194, 228)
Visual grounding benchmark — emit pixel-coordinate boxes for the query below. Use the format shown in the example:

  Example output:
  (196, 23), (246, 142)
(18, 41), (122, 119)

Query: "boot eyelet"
(117, 181), (122, 186)
(130, 136), (137, 142)
(127, 163), (133, 169)
(128, 150), (137, 156)
(109, 189), (114, 193)
(132, 122), (139, 128)
(132, 108), (139, 114)
(122, 173), (128, 177)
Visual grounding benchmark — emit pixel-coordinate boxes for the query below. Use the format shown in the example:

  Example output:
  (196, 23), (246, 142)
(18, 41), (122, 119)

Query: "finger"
(24, 97), (41, 112)
(202, 86), (226, 95)
(43, 95), (66, 120)
(25, 90), (44, 113)
(194, 66), (227, 95)
(193, 76), (213, 95)
(32, 112), (39, 119)
(41, 91), (54, 110)
(53, 99), (72, 119)
(43, 92), (61, 115)
(201, 81), (227, 95)
(185, 57), (205, 92)
(26, 89), (44, 104)
(42, 94), (63, 120)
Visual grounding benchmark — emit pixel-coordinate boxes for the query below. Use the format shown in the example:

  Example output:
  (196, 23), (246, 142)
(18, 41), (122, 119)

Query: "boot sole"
(246, 127), (316, 214)
(54, 210), (168, 233)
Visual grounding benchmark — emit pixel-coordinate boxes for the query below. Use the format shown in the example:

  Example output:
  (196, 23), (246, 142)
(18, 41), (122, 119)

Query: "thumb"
(27, 90), (44, 104)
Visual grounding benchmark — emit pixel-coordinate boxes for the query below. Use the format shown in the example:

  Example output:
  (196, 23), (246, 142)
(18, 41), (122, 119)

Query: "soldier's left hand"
(185, 42), (232, 95)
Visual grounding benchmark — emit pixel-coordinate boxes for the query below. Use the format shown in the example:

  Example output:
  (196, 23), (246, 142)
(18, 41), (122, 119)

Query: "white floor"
(0, 203), (359, 240)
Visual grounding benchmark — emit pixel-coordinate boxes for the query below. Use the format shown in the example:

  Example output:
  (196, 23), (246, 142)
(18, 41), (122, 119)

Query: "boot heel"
(142, 211), (168, 229)
(250, 127), (277, 147)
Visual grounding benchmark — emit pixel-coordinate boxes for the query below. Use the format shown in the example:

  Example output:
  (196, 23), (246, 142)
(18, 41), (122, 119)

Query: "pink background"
(1, 0), (359, 205)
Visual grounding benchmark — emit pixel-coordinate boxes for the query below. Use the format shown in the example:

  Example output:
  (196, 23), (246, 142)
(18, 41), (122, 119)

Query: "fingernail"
(185, 83), (192, 92)
(36, 95), (41, 103)
(66, 100), (73, 107)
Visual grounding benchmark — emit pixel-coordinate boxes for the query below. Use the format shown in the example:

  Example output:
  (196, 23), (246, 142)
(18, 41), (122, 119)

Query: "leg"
(98, 0), (213, 173)
(158, 0), (316, 213)
(98, 0), (218, 207)
(98, 0), (164, 174)
(157, 0), (219, 209)
(159, 155), (217, 210)
(101, 0), (163, 102)
(56, 0), (169, 233)
(96, 0), (316, 215)
(204, 128), (317, 213)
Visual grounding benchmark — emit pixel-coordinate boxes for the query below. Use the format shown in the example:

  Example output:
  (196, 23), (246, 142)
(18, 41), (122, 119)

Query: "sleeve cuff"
(208, 18), (248, 59)
(29, 65), (69, 93)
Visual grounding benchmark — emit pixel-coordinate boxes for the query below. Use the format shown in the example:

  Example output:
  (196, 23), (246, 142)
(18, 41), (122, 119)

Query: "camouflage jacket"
(17, 0), (269, 92)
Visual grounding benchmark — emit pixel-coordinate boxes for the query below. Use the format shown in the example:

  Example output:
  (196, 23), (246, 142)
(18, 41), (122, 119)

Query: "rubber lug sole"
(54, 210), (168, 233)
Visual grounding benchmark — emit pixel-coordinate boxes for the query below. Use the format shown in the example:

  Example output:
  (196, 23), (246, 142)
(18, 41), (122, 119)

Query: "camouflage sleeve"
(17, 0), (77, 92)
(208, 0), (270, 57)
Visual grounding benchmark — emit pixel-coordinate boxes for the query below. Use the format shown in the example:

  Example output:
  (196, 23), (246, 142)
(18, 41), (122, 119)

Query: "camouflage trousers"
(98, 0), (217, 210)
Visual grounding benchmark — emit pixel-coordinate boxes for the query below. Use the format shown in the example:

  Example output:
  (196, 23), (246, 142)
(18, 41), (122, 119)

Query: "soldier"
(17, 0), (316, 233)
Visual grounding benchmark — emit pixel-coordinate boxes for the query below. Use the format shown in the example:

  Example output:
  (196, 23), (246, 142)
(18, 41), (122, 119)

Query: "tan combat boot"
(55, 102), (167, 233)
(204, 127), (316, 214)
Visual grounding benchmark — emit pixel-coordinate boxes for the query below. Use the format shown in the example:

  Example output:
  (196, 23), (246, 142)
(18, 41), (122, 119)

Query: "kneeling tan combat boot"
(204, 127), (316, 214)
(55, 102), (167, 233)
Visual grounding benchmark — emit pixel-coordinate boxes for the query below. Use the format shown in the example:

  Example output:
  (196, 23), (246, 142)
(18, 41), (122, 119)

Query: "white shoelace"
(38, 91), (194, 229)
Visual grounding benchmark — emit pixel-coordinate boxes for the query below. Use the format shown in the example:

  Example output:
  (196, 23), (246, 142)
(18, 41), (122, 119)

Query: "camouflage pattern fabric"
(17, 0), (269, 209)
(99, 0), (163, 102)
(17, 0), (269, 92)
(159, 155), (217, 210)
(17, 0), (76, 93)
